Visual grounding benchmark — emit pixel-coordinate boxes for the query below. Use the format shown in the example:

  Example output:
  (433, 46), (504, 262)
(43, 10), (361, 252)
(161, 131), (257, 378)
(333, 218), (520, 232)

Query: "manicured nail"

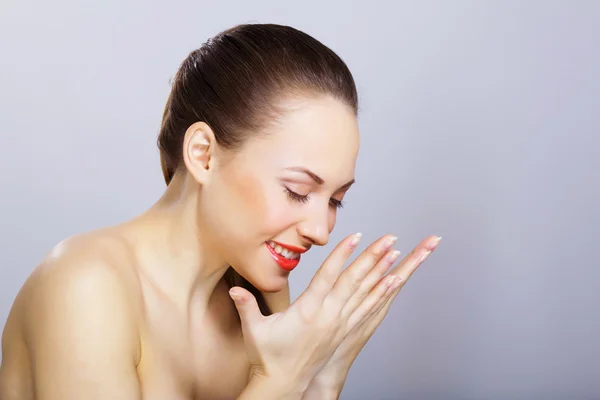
(387, 250), (401, 263)
(382, 236), (398, 252)
(432, 236), (442, 249)
(391, 275), (403, 289)
(349, 232), (362, 248)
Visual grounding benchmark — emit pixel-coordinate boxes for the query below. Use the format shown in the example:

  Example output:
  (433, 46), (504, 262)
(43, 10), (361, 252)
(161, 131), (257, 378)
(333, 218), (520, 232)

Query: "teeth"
(268, 241), (300, 260)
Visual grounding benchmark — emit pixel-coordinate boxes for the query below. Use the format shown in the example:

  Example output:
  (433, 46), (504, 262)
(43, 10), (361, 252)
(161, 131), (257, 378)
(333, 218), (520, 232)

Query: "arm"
(25, 255), (141, 400)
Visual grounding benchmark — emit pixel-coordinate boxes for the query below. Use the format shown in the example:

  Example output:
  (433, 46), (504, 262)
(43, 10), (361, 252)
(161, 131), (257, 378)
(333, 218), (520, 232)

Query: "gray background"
(1, 1), (598, 399)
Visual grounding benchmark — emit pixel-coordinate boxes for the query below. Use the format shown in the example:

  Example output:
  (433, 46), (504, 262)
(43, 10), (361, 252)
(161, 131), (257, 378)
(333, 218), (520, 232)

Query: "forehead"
(241, 96), (360, 180)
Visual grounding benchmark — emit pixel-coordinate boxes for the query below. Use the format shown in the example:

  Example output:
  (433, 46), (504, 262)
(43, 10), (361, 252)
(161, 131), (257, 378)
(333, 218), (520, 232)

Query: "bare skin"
(0, 96), (441, 399)
(0, 223), (295, 400)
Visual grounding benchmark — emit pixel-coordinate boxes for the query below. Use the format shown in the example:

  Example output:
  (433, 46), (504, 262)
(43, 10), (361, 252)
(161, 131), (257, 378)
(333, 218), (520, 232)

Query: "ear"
(182, 121), (216, 184)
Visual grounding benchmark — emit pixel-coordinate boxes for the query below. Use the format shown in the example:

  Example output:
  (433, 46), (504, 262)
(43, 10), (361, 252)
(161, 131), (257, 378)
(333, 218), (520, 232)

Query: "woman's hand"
(230, 233), (403, 397)
(302, 235), (442, 399)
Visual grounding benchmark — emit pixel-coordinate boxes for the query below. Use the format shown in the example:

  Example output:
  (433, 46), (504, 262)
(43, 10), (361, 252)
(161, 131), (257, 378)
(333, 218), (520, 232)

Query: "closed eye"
(284, 187), (344, 209)
(330, 198), (344, 209)
(284, 187), (309, 204)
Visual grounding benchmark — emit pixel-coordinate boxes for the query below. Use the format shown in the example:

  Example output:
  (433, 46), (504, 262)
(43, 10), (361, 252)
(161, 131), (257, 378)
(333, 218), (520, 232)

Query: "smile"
(265, 241), (304, 271)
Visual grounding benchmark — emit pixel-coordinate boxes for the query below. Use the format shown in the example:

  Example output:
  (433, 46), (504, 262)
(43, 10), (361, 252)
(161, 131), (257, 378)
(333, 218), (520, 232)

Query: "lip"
(265, 242), (302, 271)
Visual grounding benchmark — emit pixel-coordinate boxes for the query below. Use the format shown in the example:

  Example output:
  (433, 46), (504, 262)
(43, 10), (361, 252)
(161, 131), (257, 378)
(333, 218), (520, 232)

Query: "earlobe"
(182, 122), (214, 183)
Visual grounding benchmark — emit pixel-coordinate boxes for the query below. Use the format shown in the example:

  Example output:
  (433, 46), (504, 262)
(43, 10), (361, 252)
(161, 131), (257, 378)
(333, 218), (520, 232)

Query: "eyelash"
(284, 187), (344, 209)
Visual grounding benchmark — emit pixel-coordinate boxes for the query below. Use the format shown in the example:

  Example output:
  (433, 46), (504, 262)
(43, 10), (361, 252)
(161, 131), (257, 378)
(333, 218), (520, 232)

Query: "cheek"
(228, 175), (270, 228)
(225, 172), (294, 238)
(259, 190), (298, 235)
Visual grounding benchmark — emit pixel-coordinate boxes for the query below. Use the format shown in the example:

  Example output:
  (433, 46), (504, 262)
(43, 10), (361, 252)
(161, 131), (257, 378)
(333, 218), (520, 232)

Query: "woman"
(0, 23), (441, 399)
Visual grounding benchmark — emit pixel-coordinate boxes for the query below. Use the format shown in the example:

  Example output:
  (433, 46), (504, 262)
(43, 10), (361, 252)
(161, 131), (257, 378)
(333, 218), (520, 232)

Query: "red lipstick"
(265, 241), (306, 271)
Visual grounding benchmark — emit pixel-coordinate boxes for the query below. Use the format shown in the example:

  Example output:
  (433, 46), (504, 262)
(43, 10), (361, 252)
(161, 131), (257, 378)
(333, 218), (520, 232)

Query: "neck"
(125, 170), (229, 313)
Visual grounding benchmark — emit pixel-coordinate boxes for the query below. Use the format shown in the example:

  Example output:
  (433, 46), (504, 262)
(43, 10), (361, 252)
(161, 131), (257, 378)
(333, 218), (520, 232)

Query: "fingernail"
(387, 250), (401, 263)
(382, 236), (398, 252)
(432, 236), (443, 249)
(391, 275), (403, 289)
(349, 232), (362, 248)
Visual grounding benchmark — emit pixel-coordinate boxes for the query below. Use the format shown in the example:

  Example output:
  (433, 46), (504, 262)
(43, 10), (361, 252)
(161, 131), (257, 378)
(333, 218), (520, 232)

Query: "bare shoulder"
(21, 230), (142, 353)
(1, 230), (143, 399)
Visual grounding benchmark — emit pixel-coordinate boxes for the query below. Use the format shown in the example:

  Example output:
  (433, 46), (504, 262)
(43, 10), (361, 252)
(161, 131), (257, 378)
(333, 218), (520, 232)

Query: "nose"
(297, 207), (331, 247)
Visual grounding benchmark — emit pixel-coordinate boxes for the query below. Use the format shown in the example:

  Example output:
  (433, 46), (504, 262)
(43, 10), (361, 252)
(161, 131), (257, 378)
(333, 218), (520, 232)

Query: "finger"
(361, 236), (443, 325)
(342, 235), (441, 321)
(229, 287), (263, 327)
(365, 282), (403, 327)
(325, 234), (398, 308)
(368, 279), (402, 323)
(350, 237), (443, 333)
(296, 232), (363, 305)
(340, 248), (401, 320)
(345, 273), (400, 330)
(350, 276), (400, 334)
(389, 236), (442, 282)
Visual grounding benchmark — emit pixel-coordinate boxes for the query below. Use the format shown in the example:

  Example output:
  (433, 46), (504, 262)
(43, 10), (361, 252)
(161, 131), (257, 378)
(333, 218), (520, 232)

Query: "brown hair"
(157, 23), (359, 316)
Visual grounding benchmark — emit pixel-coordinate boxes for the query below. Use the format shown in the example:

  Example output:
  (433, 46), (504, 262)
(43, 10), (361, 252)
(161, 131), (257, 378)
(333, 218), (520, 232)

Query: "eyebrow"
(285, 167), (355, 191)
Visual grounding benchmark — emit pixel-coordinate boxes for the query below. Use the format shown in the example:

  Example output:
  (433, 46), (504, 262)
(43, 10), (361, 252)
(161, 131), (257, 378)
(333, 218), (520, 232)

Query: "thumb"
(229, 286), (262, 326)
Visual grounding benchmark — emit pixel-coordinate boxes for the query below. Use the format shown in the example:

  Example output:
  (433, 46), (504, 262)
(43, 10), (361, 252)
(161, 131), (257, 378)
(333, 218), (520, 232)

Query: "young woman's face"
(203, 96), (360, 292)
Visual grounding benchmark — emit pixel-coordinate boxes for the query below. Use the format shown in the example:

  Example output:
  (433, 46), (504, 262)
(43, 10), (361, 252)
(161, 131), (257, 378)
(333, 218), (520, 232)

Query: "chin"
(256, 276), (289, 293)
(240, 270), (289, 293)
(226, 266), (288, 292)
